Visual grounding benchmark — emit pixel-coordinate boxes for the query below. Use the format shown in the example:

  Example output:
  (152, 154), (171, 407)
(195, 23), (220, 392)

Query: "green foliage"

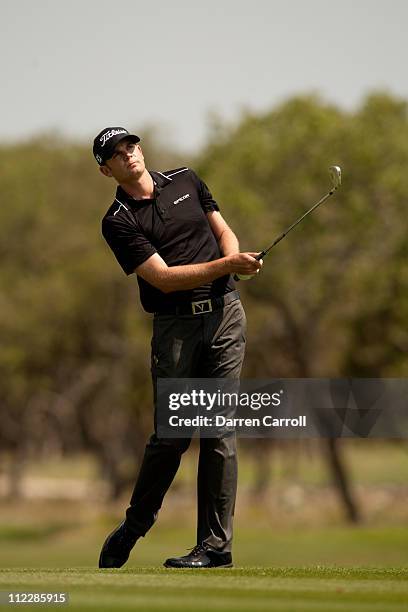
(1, 93), (408, 490)
(197, 92), (408, 376)
(0, 133), (186, 494)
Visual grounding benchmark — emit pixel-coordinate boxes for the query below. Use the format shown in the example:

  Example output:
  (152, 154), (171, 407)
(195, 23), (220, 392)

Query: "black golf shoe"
(98, 520), (139, 568)
(164, 543), (233, 568)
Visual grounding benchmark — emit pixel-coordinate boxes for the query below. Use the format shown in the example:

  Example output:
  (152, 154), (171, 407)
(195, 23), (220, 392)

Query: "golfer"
(94, 127), (262, 569)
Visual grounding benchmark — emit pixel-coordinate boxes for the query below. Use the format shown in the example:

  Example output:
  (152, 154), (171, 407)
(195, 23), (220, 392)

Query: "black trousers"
(125, 298), (247, 552)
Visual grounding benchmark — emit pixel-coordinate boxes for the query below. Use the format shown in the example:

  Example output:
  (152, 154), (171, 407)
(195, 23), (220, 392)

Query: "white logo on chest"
(173, 193), (190, 205)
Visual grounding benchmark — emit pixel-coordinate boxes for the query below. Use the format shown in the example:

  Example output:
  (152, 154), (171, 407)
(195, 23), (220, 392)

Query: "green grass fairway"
(1, 523), (408, 610)
(2, 445), (408, 610)
(0, 567), (407, 611)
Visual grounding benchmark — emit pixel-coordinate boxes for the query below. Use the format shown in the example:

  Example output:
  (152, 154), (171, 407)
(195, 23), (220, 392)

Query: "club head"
(329, 165), (342, 189)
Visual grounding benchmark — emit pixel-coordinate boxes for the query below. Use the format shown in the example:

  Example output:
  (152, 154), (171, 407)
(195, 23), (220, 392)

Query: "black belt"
(154, 290), (240, 316)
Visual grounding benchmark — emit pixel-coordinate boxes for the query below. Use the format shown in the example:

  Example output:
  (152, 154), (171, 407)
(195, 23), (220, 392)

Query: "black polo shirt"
(101, 167), (235, 313)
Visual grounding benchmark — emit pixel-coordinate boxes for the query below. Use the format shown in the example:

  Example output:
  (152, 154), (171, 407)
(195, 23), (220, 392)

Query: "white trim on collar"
(158, 168), (189, 181)
(113, 198), (129, 215)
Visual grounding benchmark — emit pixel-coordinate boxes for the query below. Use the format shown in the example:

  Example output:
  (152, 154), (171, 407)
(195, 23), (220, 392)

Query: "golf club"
(235, 165), (342, 280)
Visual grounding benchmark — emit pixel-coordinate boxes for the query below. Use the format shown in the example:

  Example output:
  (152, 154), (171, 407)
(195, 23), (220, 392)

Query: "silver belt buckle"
(192, 299), (213, 315)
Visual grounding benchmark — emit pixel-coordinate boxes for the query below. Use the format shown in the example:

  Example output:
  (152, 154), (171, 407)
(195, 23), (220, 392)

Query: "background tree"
(1, 94), (407, 509)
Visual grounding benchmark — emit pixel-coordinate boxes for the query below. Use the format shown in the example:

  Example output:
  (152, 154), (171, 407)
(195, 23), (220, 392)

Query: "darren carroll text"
(168, 415), (307, 428)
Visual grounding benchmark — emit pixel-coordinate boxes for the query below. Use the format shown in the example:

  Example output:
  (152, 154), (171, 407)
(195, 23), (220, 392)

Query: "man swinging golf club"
(94, 127), (262, 569)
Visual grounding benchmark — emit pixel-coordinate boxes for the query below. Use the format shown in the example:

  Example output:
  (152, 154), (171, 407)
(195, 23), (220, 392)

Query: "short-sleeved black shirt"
(101, 167), (235, 313)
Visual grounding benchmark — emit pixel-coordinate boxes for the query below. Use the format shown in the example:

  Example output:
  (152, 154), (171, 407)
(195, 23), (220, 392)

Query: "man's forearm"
(136, 251), (262, 293)
(158, 258), (230, 293)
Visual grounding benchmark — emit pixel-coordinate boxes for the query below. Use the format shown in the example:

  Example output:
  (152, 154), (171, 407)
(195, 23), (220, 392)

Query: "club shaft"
(258, 187), (336, 259)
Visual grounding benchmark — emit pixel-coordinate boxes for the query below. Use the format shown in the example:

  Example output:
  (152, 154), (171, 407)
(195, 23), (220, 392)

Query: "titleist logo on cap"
(100, 129), (128, 147)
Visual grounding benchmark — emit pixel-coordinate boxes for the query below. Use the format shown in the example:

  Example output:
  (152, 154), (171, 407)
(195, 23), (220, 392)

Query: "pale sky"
(1, 0), (407, 152)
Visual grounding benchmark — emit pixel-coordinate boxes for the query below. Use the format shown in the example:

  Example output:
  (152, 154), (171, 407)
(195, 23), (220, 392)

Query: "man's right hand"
(226, 252), (263, 278)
